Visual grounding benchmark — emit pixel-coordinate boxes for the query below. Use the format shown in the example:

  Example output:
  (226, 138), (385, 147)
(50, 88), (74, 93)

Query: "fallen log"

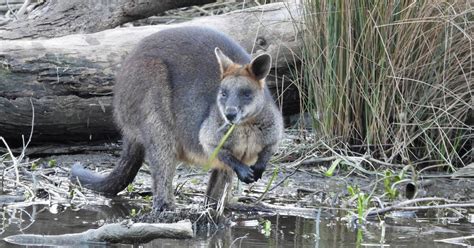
(0, 0), (217, 39)
(0, 2), (302, 146)
(4, 220), (194, 246)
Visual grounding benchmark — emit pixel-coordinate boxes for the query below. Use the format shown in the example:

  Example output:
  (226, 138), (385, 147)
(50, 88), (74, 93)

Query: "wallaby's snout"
(224, 106), (239, 123)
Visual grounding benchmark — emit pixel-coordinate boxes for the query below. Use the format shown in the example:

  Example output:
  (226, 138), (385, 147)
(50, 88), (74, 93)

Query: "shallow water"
(0, 201), (472, 247)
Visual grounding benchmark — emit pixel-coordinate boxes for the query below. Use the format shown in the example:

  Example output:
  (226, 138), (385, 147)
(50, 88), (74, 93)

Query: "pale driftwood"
(0, 2), (302, 146)
(4, 220), (194, 246)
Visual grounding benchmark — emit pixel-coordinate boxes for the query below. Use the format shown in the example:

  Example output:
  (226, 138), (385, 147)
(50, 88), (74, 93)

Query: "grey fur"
(70, 26), (283, 210)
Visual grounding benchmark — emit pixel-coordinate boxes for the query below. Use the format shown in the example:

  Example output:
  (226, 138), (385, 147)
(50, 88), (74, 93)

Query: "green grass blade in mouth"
(204, 124), (236, 170)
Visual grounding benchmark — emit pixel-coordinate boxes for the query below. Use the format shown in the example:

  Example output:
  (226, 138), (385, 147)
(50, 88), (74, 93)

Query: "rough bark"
(0, 0), (216, 39)
(0, 2), (302, 146)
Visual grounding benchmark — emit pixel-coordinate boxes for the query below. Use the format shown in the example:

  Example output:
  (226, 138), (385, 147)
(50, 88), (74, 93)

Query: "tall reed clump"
(298, 0), (472, 168)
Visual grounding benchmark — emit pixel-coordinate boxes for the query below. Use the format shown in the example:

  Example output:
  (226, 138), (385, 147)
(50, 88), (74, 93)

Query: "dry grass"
(296, 0), (473, 169)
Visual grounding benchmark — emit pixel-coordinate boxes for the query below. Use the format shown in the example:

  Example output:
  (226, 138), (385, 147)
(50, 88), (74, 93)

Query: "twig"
(4, 0), (19, 19)
(298, 156), (339, 165)
(435, 235), (474, 245)
(0, 143), (121, 156)
(192, 5), (211, 15)
(268, 166), (299, 192)
(256, 166), (279, 202)
(20, 99), (35, 158)
(0, 99), (34, 186)
(16, 0), (30, 16)
(230, 233), (249, 248)
(386, 203), (474, 211)
(367, 197), (463, 216)
(0, 137), (20, 183)
(294, 152), (406, 169)
(2, 177), (35, 199)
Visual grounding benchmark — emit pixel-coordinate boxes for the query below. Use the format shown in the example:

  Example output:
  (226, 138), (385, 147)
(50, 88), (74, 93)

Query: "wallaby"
(71, 26), (283, 211)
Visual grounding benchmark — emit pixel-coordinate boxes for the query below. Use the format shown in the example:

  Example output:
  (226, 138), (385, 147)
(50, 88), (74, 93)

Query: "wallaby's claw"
(235, 166), (255, 184)
(250, 164), (265, 181)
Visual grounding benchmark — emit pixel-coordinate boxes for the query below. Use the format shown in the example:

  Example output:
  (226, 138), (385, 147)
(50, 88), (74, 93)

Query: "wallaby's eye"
(220, 90), (228, 98)
(241, 89), (253, 99)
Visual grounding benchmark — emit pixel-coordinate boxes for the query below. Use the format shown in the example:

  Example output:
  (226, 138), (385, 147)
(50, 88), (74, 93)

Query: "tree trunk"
(0, 2), (302, 146)
(0, 0), (216, 39)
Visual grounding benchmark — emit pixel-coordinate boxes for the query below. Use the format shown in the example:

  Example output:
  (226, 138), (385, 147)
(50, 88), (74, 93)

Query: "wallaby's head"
(214, 47), (272, 125)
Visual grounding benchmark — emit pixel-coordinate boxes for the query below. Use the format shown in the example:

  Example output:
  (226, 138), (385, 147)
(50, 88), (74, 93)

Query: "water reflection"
(0, 202), (472, 247)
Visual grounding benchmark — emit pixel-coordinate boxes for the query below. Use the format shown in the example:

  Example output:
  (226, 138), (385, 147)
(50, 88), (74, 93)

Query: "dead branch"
(366, 197), (474, 216)
(4, 220), (194, 246)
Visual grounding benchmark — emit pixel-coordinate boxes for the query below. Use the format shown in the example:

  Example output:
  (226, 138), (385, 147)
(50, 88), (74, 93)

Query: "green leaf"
(126, 184), (134, 193)
(347, 185), (354, 196)
(143, 195), (152, 202)
(325, 158), (342, 177)
(48, 159), (57, 168)
(262, 219), (272, 237)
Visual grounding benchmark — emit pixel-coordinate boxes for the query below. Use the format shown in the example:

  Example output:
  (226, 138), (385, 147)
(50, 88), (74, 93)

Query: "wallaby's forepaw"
(235, 166), (255, 184)
(250, 163), (266, 181)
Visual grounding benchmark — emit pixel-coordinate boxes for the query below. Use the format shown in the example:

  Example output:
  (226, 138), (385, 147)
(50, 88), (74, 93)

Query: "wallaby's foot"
(152, 196), (175, 212)
(250, 163), (266, 181)
(234, 165), (255, 184)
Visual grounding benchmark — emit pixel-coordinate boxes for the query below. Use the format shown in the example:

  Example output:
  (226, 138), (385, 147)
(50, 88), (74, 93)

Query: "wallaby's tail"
(70, 139), (145, 195)
(205, 168), (234, 207)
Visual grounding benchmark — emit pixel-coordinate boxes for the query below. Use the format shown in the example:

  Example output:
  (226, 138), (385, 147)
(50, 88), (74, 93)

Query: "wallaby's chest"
(231, 125), (263, 165)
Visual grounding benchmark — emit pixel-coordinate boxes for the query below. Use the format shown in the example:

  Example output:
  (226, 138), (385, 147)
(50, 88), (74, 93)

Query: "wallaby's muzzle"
(224, 106), (239, 124)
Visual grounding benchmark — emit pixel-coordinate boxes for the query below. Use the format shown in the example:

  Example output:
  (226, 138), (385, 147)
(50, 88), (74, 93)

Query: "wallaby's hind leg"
(144, 140), (177, 211)
(205, 168), (234, 207)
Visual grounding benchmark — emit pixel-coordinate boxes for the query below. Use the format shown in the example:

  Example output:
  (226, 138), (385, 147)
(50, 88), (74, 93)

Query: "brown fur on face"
(221, 64), (265, 89)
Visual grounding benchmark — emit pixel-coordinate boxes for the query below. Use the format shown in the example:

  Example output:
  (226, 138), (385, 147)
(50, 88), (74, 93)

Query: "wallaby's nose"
(224, 107), (238, 122)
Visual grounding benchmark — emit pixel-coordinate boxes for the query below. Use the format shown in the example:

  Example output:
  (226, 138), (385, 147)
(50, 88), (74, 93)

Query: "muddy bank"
(1, 144), (473, 246)
(6, 146), (473, 214)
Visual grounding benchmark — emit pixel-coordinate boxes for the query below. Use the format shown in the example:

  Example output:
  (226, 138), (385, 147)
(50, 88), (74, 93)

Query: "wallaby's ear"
(249, 53), (272, 82)
(215, 47), (234, 77)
